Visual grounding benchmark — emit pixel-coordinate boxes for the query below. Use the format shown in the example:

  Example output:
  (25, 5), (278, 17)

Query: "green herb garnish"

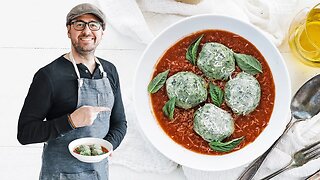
(147, 69), (170, 93)
(162, 97), (176, 120)
(234, 53), (262, 75)
(186, 34), (204, 65)
(209, 82), (224, 107)
(209, 136), (244, 152)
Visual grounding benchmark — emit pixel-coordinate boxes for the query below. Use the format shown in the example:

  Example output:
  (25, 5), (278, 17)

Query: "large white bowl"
(68, 137), (113, 163)
(133, 15), (291, 171)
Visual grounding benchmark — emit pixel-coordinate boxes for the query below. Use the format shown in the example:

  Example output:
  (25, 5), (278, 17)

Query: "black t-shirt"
(17, 55), (127, 149)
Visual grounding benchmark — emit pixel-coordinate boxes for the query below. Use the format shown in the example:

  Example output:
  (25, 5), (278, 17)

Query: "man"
(17, 3), (127, 180)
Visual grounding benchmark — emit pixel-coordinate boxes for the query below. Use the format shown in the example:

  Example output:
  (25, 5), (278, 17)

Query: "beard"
(71, 36), (99, 55)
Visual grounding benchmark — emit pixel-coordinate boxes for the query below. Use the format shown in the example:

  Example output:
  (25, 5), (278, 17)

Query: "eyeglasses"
(71, 20), (102, 31)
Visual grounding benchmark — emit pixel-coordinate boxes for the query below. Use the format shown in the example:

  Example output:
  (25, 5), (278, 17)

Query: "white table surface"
(0, 1), (319, 180)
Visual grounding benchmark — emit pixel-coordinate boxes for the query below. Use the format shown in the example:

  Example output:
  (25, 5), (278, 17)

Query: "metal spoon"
(238, 74), (320, 180)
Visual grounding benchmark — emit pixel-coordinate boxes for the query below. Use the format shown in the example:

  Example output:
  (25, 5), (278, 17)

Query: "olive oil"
(289, 6), (320, 67)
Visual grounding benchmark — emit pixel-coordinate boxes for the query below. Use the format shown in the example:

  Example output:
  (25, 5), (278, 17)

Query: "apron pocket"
(97, 93), (108, 107)
(97, 93), (112, 120)
(59, 170), (99, 180)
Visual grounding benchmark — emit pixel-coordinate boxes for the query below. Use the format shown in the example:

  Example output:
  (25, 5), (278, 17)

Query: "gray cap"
(66, 3), (106, 30)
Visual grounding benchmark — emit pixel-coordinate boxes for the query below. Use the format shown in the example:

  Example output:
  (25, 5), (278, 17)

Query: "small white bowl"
(68, 137), (113, 163)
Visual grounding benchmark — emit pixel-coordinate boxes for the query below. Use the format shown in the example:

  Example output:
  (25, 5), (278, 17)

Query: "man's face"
(67, 14), (104, 55)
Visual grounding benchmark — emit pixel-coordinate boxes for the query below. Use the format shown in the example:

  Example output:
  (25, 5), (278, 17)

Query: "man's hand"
(70, 106), (111, 128)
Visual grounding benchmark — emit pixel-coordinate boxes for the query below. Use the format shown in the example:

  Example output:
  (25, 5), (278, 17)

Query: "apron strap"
(95, 57), (107, 78)
(68, 51), (107, 79)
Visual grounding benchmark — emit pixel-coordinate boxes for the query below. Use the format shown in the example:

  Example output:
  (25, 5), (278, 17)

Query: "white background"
(0, 0), (319, 179)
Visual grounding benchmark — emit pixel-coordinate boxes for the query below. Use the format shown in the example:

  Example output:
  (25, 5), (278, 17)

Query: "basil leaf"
(209, 82), (224, 107)
(148, 69), (170, 93)
(209, 136), (244, 152)
(186, 34), (204, 65)
(234, 53), (263, 75)
(162, 97), (176, 120)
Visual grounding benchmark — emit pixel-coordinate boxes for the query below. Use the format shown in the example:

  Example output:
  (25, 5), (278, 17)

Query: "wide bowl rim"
(133, 14), (291, 171)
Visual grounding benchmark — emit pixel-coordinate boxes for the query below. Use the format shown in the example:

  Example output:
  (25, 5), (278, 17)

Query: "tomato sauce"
(150, 30), (275, 155)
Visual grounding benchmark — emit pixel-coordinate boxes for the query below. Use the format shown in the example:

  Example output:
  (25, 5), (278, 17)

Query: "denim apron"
(40, 52), (114, 180)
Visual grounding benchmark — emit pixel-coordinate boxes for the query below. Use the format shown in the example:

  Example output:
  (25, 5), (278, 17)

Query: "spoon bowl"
(291, 74), (320, 119)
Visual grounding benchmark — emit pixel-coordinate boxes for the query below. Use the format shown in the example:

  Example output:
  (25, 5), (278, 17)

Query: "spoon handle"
(237, 116), (295, 180)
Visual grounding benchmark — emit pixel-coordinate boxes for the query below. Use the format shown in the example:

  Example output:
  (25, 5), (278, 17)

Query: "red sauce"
(150, 30), (275, 155)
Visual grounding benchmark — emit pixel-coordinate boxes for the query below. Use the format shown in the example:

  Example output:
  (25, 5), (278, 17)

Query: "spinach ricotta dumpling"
(225, 72), (261, 115)
(194, 103), (234, 142)
(166, 71), (207, 109)
(197, 42), (235, 80)
(75, 144), (105, 156)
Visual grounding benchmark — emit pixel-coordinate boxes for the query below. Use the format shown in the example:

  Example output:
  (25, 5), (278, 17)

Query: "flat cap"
(66, 3), (106, 30)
